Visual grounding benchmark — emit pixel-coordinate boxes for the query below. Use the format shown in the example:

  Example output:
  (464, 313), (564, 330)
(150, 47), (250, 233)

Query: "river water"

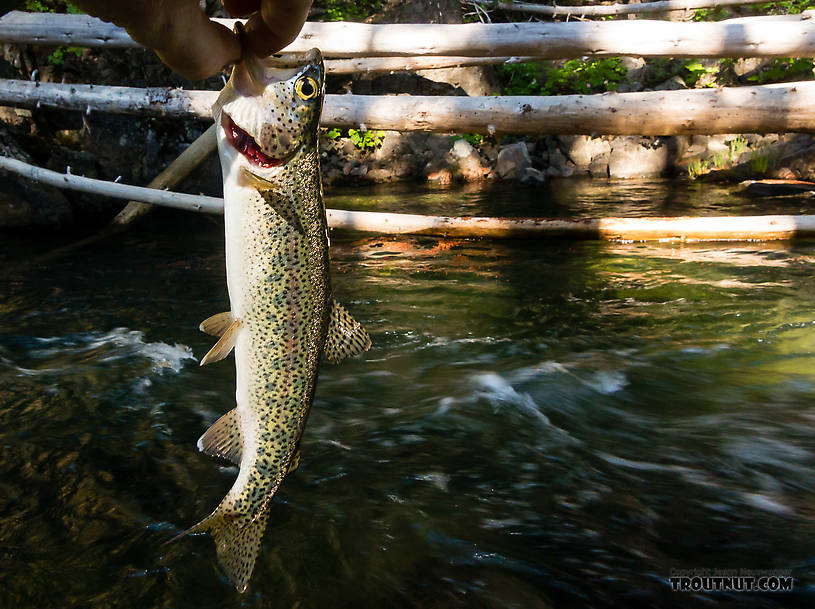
(1, 180), (814, 608)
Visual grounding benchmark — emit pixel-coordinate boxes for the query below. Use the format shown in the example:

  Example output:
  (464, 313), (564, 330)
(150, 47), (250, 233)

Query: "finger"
(153, 17), (241, 80)
(223, 0), (261, 18)
(73, 0), (241, 80)
(243, 0), (311, 57)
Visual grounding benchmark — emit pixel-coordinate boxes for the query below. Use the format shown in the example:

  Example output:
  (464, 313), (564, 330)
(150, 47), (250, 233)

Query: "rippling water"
(1, 180), (814, 608)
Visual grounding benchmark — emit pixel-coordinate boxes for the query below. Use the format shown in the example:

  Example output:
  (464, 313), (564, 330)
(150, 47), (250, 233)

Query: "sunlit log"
(3, 79), (815, 135)
(2, 10), (815, 59)
(3, 156), (815, 242)
(491, 0), (782, 18)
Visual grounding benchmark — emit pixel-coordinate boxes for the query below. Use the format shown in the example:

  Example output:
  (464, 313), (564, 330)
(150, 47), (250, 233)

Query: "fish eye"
(295, 76), (318, 101)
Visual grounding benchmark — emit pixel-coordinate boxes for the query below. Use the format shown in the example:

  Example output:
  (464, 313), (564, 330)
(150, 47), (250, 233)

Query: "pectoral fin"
(324, 301), (371, 364)
(200, 318), (241, 366)
(200, 311), (233, 337)
(241, 167), (305, 235)
(197, 407), (242, 465)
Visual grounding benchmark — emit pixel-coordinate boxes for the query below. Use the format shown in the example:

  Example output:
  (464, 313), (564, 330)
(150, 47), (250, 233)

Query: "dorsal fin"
(200, 312), (233, 337)
(200, 318), (241, 366)
(197, 407), (242, 465)
(324, 300), (371, 364)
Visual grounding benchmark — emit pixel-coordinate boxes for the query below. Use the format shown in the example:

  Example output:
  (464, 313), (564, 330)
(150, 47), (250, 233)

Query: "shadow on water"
(1, 181), (814, 608)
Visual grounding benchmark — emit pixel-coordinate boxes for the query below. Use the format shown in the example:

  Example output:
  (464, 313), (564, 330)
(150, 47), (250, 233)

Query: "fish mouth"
(222, 112), (292, 169)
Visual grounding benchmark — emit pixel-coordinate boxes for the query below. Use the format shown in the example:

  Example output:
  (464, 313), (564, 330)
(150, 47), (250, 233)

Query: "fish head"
(213, 48), (325, 177)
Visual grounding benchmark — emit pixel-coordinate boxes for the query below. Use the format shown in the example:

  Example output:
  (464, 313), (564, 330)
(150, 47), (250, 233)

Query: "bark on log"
(4, 155), (815, 242)
(4, 79), (815, 135)
(493, 0), (776, 18)
(325, 56), (535, 74)
(4, 10), (815, 59)
(0, 156), (223, 213)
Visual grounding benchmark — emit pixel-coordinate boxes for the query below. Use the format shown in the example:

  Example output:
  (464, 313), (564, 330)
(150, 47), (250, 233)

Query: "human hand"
(72, 0), (312, 80)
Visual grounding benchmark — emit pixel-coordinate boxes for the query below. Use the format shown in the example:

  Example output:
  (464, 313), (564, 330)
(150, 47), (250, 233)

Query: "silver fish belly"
(174, 48), (371, 592)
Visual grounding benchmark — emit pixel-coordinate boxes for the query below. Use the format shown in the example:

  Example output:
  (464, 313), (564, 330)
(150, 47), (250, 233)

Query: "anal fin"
(324, 300), (371, 364)
(197, 407), (242, 465)
(200, 318), (241, 366)
(200, 312), (233, 337)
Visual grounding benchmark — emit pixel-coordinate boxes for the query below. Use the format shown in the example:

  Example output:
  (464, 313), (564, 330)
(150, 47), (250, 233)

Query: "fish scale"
(172, 48), (371, 593)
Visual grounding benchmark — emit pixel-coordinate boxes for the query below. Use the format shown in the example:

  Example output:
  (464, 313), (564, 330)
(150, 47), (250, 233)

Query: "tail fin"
(170, 508), (270, 593)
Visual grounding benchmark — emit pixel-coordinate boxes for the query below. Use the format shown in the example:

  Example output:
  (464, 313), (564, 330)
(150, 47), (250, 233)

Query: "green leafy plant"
(348, 128), (385, 150)
(683, 60), (719, 87)
(324, 127), (385, 150)
(692, 7), (731, 21)
(47, 45), (83, 66)
(317, 0), (382, 21)
(747, 58), (814, 84)
(498, 58), (627, 96)
(456, 133), (486, 147)
(24, 0), (81, 12)
(757, 0), (815, 15)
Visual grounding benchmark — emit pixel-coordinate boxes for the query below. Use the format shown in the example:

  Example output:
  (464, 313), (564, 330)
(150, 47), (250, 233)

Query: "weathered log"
(325, 209), (815, 241)
(0, 156), (223, 213)
(4, 156), (815, 242)
(324, 55), (535, 74)
(4, 79), (815, 135)
(492, 0), (777, 18)
(0, 80), (218, 118)
(3, 10), (815, 59)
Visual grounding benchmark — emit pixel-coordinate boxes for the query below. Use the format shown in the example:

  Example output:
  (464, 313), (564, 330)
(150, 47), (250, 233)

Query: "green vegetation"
(758, 0), (815, 14)
(747, 58), (814, 84)
(325, 127), (385, 150)
(455, 133), (487, 147)
(47, 45), (83, 66)
(23, 0), (81, 13)
(498, 58), (627, 96)
(682, 60), (719, 87)
(692, 7), (732, 21)
(348, 128), (385, 150)
(688, 136), (755, 179)
(687, 159), (710, 180)
(316, 0), (382, 22)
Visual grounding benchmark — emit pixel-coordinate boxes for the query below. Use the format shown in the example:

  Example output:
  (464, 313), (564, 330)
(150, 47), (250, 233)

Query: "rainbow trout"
(175, 48), (370, 592)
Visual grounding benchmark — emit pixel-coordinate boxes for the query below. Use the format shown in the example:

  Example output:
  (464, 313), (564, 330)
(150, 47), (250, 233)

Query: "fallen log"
(4, 79), (815, 135)
(324, 55), (536, 74)
(0, 155), (223, 213)
(4, 155), (815, 242)
(3, 10), (815, 59)
(491, 0), (777, 18)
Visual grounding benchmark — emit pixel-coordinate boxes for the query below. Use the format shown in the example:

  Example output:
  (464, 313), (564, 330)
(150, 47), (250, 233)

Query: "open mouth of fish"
(222, 112), (291, 168)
